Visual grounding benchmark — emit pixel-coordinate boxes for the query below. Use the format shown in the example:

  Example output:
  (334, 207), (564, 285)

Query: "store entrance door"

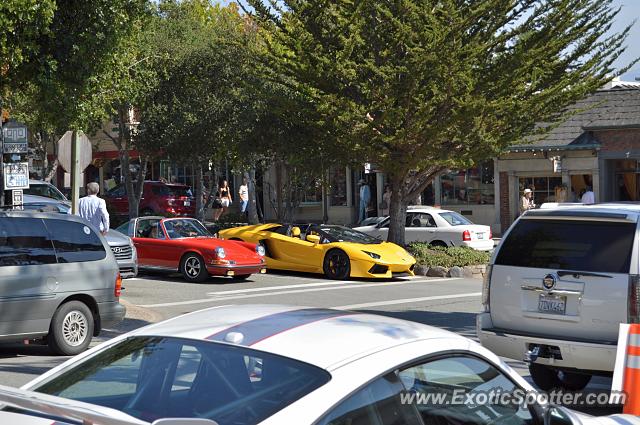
(615, 160), (640, 201)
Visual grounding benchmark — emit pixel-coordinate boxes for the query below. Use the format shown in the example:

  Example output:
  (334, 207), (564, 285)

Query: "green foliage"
(407, 243), (491, 268)
(245, 0), (635, 243)
(0, 0), (56, 90)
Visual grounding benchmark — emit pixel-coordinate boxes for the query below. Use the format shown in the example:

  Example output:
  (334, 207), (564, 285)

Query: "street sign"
(11, 190), (23, 210)
(3, 162), (29, 189)
(57, 131), (92, 172)
(2, 123), (28, 153)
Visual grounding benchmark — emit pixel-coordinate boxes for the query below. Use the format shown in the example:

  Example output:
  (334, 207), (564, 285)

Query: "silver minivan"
(477, 204), (640, 391)
(0, 211), (126, 355)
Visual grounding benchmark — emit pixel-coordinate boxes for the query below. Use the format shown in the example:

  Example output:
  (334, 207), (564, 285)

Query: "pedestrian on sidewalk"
(214, 179), (232, 221)
(77, 182), (110, 235)
(239, 177), (249, 216)
(358, 179), (371, 223)
(581, 186), (595, 204)
(519, 188), (535, 215)
(380, 185), (391, 216)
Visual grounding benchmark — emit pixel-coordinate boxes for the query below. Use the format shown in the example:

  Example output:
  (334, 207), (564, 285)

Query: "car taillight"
(462, 230), (471, 241)
(489, 228), (493, 240)
(629, 274), (640, 323)
(115, 273), (122, 298)
(482, 265), (493, 312)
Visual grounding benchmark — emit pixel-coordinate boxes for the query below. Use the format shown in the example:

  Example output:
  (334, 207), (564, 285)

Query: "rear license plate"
(477, 233), (484, 240)
(538, 294), (566, 314)
(184, 201), (191, 206)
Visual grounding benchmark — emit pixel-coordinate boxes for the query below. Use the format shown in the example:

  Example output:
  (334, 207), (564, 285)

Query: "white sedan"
(355, 206), (494, 251)
(0, 305), (635, 425)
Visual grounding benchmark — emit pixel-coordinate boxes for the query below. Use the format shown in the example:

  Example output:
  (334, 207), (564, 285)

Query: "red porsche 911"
(115, 217), (266, 282)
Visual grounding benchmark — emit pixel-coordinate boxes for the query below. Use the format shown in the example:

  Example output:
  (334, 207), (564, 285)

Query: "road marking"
(334, 292), (481, 309)
(140, 278), (462, 308)
(206, 280), (352, 296)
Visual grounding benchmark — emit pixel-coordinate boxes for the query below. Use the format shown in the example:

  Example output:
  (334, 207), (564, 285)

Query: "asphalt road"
(0, 270), (618, 415)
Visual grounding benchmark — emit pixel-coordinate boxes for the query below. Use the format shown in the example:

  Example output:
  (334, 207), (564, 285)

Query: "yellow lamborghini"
(218, 223), (416, 279)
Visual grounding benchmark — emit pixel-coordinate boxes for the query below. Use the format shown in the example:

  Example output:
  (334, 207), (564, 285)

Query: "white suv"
(477, 204), (640, 391)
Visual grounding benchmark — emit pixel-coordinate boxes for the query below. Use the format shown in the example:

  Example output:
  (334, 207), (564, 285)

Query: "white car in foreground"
(0, 305), (635, 425)
(355, 206), (494, 251)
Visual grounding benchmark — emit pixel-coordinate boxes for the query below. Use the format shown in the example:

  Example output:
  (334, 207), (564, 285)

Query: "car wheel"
(323, 249), (351, 280)
(48, 301), (94, 356)
(529, 364), (591, 391)
(180, 253), (209, 283)
(429, 240), (448, 248)
(558, 370), (592, 391)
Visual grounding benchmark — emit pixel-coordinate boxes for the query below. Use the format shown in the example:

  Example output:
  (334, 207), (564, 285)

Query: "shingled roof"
(508, 87), (640, 151)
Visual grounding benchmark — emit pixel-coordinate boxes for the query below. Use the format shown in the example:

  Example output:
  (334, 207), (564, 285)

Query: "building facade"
(262, 84), (640, 235)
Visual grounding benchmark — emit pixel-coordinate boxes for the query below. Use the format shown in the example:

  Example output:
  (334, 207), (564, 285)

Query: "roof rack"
(0, 385), (217, 425)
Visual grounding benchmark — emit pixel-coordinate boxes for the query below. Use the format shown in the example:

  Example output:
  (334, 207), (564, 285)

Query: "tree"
(244, 0), (636, 245)
(0, 0), (56, 91)
(138, 1), (255, 221)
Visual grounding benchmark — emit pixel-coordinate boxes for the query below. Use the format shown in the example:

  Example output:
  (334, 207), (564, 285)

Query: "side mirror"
(306, 234), (321, 244)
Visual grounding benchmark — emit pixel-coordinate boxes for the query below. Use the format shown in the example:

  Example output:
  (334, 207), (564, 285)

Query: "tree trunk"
(195, 165), (205, 222)
(275, 161), (284, 221)
(246, 169), (260, 224)
(387, 174), (409, 246)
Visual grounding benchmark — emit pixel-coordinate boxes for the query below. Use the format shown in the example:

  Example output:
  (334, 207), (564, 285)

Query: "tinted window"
(35, 336), (330, 425)
(496, 219), (636, 273)
(407, 213), (436, 228)
(399, 356), (534, 425)
(0, 217), (57, 266)
(45, 220), (106, 263)
(318, 375), (422, 425)
(24, 183), (67, 201)
(107, 185), (126, 197)
(151, 185), (191, 197)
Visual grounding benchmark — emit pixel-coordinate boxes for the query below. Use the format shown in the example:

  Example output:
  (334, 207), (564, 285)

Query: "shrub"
(407, 243), (490, 268)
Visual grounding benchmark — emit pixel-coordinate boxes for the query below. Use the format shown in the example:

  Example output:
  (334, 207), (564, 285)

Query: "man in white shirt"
(77, 182), (110, 234)
(238, 177), (249, 214)
(581, 187), (595, 204)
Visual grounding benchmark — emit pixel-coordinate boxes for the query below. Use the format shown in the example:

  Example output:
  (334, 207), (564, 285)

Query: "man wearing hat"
(519, 188), (535, 215)
(358, 179), (371, 223)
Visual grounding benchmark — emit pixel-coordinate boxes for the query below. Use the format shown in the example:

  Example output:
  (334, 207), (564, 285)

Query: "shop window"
(440, 161), (494, 206)
(518, 176), (562, 205)
(301, 178), (323, 204)
(615, 160), (640, 201)
(329, 167), (347, 206)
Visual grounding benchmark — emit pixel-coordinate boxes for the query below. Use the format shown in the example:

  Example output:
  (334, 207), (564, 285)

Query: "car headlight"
(363, 251), (381, 259)
(215, 247), (226, 259)
(256, 245), (266, 256)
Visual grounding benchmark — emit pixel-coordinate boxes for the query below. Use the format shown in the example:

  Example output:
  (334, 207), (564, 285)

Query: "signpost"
(11, 190), (23, 210)
(57, 131), (92, 214)
(3, 163), (29, 190)
(0, 116), (30, 207)
(2, 123), (29, 153)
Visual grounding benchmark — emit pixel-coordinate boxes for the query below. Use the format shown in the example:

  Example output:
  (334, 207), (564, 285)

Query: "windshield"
(152, 185), (192, 197)
(33, 336), (330, 425)
(317, 225), (382, 244)
(439, 211), (473, 226)
(24, 184), (67, 201)
(164, 219), (211, 239)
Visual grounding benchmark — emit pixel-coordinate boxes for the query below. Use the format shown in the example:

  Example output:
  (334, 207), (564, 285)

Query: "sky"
(611, 0), (640, 81)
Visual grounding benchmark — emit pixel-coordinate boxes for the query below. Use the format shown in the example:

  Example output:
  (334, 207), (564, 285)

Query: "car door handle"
(521, 285), (582, 295)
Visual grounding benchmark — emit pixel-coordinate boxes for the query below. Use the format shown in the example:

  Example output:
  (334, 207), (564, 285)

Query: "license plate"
(477, 233), (484, 240)
(538, 294), (566, 314)
(184, 201), (190, 206)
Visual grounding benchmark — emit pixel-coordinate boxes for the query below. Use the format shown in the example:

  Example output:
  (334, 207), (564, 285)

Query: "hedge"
(407, 243), (491, 268)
